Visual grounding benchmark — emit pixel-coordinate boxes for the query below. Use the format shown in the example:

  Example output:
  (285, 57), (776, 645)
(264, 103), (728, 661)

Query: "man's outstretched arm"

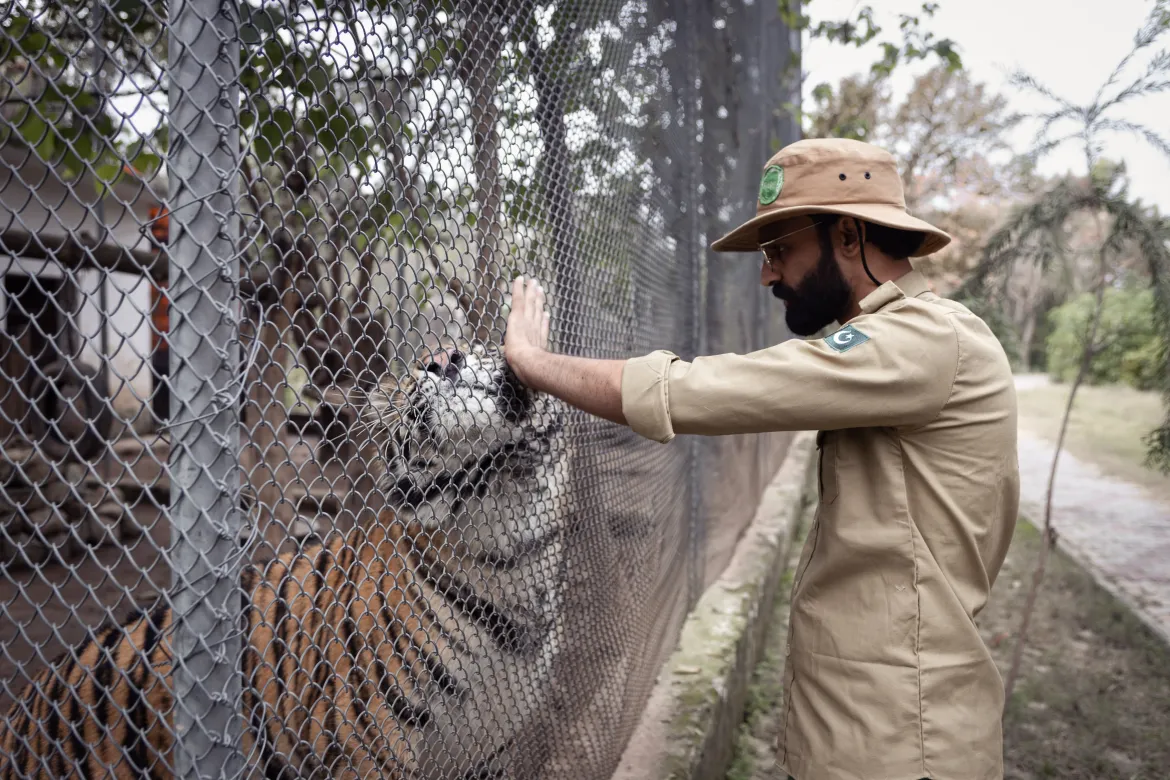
(504, 276), (628, 426)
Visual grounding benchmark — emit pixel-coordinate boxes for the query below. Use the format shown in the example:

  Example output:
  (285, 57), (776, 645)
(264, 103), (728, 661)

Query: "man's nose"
(425, 347), (465, 382)
(760, 259), (781, 287)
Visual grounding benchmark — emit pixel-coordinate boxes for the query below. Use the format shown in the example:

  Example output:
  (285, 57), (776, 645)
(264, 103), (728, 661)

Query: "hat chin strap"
(853, 217), (882, 288)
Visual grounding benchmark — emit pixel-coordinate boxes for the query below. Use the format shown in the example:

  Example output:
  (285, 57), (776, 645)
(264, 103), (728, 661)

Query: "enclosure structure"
(0, 1), (799, 777)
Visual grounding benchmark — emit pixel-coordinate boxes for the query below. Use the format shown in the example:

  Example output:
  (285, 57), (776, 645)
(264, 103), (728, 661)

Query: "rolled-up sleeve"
(620, 303), (960, 443)
(621, 349), (681, 443)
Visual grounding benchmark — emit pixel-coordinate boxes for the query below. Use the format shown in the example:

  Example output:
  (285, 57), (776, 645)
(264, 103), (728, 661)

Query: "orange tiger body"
(0, 601), (175, 778)
(0, 519), (464, 779)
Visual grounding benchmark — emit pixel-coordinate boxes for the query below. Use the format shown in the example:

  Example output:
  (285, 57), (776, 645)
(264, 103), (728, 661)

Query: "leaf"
(73, 132), (96, 165)
(310, 63), (333, 94)
(253, 107), (294, 162)
(17, 112), (47, 150)
(933, 39), (963, 71)
(240, 4), (288, 45)
(326, 113), (353, 151)
(130, 150), (162, 175)
(95, 162), (122, 184)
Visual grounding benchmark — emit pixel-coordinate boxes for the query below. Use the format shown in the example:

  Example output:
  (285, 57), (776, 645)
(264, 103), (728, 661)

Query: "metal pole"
(678, 0), (706, 608)
(167, 0), (242, 774)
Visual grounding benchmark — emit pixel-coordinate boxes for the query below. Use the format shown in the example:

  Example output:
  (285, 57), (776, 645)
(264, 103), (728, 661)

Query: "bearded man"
(505, 137), (1019, 780)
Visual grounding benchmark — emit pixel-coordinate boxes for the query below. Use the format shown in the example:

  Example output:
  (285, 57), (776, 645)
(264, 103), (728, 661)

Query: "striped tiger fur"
(0, 343), (570, 779)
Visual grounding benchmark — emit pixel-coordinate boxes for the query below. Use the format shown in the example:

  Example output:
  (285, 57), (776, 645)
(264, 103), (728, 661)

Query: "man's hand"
(501, 275), (629, 427)
(504, 276), (550, 385)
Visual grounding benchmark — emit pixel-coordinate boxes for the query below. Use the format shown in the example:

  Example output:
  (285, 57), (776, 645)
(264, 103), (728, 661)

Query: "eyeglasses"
(759, 223), (818, 272)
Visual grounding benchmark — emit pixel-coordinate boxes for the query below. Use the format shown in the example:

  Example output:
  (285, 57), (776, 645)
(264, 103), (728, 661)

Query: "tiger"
(0, 343), (571, 779)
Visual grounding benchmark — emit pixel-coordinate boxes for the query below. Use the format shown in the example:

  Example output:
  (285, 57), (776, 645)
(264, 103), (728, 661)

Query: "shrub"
(1045, 287), (1164, 390)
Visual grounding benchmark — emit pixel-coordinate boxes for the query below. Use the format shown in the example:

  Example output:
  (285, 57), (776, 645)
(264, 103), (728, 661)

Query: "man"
(504, 138), (1019, 780)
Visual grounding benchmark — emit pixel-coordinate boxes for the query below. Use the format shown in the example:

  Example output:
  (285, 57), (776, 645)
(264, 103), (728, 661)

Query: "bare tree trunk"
(1003, 237), (1110, 706)
(461, 5), (505, 343)
(1016, 256), (1048, 373)
(526, 10), (584, 354)
(1019, 308), (1038, 372)
(240, 148), (315, 549)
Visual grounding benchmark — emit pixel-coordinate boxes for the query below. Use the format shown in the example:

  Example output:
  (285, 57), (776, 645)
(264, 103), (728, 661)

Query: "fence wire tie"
(138, 192), (229, 228)
(158, 324), (263, 434)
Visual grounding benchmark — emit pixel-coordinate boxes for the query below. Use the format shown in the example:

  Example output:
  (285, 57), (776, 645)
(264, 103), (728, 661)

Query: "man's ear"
(836, 218), (864, 258)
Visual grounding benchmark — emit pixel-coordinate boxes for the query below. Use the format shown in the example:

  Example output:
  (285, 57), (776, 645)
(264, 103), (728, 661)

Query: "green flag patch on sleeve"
(824, 324), (870, 353)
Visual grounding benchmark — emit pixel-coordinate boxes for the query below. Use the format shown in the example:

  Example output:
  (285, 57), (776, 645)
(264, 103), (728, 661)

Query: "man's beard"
(770, 233), (852, 336)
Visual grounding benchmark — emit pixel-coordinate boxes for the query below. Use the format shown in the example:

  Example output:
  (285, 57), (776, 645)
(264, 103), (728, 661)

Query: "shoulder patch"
(824, 324), (870, 353)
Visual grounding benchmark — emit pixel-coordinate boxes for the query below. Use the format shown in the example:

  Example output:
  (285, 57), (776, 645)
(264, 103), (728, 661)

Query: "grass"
(1015, 379), (1169, 503)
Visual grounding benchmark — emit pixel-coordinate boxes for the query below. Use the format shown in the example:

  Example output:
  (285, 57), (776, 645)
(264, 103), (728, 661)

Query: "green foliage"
(778, 1), (962, 76)
(0, 0), (166, 179)
(1045, 288), (1165, 391)
(1120, 337), (1164, 391)
(957, 0), (1170, 470)
(783, 0), (965, 140)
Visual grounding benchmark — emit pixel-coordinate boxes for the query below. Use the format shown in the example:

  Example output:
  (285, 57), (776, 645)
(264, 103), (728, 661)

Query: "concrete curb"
(611, 431), (818, 780)
(1050, 531), (1170, 648)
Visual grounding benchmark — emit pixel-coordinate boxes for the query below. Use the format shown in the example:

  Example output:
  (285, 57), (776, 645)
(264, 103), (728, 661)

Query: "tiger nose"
(424, 347), (465, 383)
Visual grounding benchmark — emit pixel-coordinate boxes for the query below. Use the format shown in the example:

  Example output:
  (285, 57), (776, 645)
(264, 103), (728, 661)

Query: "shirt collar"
(858, 269), (932, 314)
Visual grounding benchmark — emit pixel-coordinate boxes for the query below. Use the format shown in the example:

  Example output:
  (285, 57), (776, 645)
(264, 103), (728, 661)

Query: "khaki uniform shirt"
(622, 271), (1019, 780)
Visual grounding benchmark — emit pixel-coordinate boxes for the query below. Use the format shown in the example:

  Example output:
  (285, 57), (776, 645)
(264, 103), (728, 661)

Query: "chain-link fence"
(0, 1), (798, 777)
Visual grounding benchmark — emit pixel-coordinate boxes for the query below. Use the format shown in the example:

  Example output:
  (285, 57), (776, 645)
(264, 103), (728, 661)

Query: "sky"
(801, 0), (1170, 213)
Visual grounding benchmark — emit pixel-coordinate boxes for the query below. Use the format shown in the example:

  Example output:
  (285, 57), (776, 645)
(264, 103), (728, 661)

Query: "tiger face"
(348, 342), (564, 517)
(396, 342), (540, 467)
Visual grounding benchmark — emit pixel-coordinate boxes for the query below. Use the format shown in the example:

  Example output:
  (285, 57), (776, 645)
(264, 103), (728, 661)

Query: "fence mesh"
(0, 1), (798, 777)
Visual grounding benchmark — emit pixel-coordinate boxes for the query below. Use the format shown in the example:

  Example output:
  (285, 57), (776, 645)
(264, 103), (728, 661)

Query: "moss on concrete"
(647, 432), (817, 780)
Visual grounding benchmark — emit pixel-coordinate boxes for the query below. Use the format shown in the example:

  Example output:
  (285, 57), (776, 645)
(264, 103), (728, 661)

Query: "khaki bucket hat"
(711, 137), (951, 257)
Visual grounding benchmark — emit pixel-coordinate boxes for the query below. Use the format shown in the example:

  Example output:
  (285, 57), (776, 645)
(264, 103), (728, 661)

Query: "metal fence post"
(167, 0), (243, 775)
(677, 0), (707, 609)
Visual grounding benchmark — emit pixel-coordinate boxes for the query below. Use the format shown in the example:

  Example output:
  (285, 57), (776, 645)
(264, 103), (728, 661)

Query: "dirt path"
(1014, 375), (1170, 646)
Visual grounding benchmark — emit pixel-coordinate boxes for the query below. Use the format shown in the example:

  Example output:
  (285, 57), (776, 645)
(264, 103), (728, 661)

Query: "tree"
(0, 0), (166, 181)
(803, 61), (1029, 300)
(885, 67), (1022, 210)
(783, 1), (963, 141)
(786, 1), (1030, 300)
(0, 0), (531, 545)
(955, 0), (1170, 705)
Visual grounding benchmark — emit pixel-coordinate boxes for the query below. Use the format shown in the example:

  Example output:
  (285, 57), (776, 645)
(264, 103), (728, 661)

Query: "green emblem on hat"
(758, 165), (784, 205)
(824, 324), (870, 353)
